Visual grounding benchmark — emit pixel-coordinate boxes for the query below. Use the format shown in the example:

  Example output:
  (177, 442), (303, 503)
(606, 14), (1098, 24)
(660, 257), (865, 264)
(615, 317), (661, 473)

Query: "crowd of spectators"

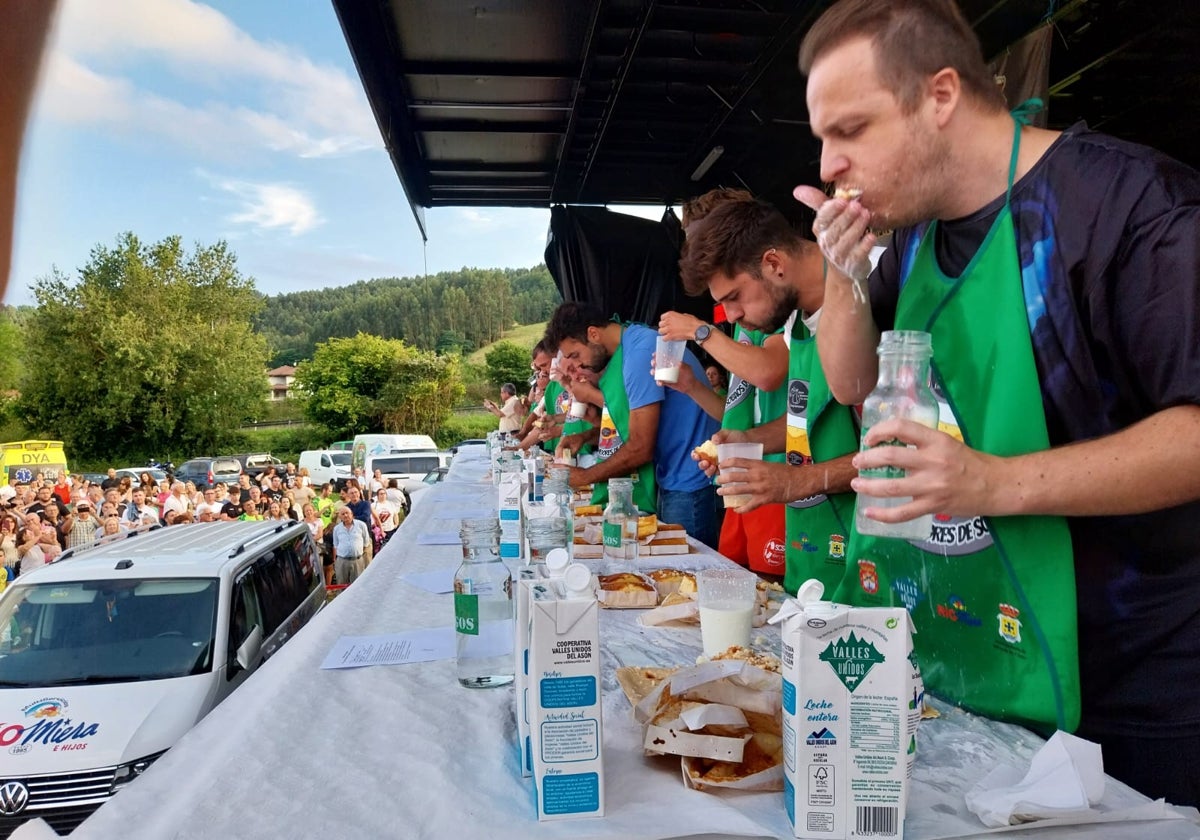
(0, 464), (410, 590)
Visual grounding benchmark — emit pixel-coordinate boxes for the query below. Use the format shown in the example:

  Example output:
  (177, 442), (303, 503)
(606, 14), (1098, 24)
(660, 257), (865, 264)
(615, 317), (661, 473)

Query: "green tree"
(484, 341), (532, 390)
(295, 332), (464, 439)
(294, 332), (398, 437)
(19, 233), (268, 462)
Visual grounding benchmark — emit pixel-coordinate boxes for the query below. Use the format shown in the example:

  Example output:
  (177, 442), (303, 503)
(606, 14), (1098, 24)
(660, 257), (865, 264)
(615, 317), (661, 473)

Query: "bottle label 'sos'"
(455, 592), (479, 635)
(602, 522), (622, 548)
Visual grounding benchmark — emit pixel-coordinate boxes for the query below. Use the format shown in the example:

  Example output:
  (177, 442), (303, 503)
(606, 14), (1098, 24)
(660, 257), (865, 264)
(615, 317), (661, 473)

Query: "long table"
(51, 446), (1200, 839)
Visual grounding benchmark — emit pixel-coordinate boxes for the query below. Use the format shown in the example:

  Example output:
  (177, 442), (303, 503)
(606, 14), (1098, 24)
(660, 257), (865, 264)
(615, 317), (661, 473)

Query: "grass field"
(466, 321), (546, 365)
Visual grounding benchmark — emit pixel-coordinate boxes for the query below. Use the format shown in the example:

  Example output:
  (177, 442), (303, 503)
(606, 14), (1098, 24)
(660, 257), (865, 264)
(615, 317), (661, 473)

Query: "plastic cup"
(654, 337), (686, 383)
(716, 442), (763, 509)
(696, 568), (758, 656)
(568, 399), (588, 419)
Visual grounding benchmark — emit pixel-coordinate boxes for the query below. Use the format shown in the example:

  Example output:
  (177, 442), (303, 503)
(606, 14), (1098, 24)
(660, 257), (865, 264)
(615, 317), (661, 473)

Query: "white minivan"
(298, 448), (352, 490)
(350, 433), (438, 474)
(0, 521), (324, 836)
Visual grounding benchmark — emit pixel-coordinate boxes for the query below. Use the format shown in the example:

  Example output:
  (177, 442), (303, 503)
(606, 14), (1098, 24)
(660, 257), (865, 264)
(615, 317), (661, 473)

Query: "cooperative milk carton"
(776, 580), (915, 839)
(528, 564), (604, 820)
(514, 549), (570, 777)
(498, 466), (525, 560)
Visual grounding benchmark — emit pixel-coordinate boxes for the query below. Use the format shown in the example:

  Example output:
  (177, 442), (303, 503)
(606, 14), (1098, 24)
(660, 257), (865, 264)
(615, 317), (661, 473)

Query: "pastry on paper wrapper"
(627, 653), (785, 791)
(596, 571), (658, 608)
(636, 514), (658, 539)
(647, 567), (696, 597)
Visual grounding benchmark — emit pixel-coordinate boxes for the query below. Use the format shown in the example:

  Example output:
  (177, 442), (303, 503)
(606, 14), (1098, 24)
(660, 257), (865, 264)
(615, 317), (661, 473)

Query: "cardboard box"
(529, 577), (604, 820)
(514, 566), (544, 778)
(499, 470), (524, 560)
(779, 600), (913, 839)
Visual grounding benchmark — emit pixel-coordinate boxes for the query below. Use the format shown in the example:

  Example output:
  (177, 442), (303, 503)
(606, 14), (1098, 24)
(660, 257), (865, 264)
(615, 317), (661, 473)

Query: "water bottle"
(602, 477), (638, 561)
(543, 465), (574, 561)
(454, 518), (514, 688)
(855, 331), (939, 540)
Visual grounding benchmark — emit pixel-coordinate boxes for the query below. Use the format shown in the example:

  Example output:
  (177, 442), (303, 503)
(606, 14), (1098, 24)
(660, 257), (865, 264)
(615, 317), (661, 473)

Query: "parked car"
(113, 467), (168, 486)
(228, 453), (282, 481)
(448, 438), (486, 455)
(0, 520), (324, 835)
(298, 449), (352, 490)
(174, 457), (242, 489)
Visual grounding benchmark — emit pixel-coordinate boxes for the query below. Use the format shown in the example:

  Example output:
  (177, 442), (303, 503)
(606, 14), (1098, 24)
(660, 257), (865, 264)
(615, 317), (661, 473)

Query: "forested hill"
(255, 264), (559, 366)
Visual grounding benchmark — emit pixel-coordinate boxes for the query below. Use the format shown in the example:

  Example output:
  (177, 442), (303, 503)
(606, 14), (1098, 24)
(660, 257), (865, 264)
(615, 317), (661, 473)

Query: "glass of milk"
(715, 441), (763, 508)
(696, 568), (758, 656)
(654, 337), (687, 383)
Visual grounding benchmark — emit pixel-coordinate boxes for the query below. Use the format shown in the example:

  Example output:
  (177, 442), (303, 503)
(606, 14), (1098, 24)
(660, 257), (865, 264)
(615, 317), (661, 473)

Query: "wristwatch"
(693, 323), (713, 344)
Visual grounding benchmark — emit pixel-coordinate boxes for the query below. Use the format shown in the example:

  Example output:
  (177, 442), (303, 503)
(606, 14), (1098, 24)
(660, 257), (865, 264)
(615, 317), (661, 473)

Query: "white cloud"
(206, 174), (322, 236)
(37, 0), (377, 159)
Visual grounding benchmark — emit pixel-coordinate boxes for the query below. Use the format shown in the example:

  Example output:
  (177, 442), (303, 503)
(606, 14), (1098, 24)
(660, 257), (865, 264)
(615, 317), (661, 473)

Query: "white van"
(363, 450), (443, 494)
(298, 449), (352, 490)
(0, 521), (324, 835)
(350, 433), (437, 474)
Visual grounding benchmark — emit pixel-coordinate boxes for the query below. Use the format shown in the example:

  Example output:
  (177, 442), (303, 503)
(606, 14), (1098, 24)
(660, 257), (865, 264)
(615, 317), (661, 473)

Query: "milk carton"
(528, 564), (604, 820)
(498, 467), (525, 560)
(514, 550), (570, 778)
(776, 581), (914, 839)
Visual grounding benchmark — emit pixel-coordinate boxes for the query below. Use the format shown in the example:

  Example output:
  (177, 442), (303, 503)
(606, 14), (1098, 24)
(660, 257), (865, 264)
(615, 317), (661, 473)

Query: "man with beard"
(665, 195), (859, 593)
(544, 301), (720, 547)
(793, 0), (1200, 805)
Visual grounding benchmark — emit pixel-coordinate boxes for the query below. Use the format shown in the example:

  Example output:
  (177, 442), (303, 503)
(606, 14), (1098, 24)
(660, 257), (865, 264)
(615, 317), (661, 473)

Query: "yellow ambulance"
(0, 439), (69, 486)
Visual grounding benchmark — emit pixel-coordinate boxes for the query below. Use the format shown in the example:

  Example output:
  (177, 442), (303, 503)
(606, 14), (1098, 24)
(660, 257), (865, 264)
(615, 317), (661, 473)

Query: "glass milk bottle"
(454, 518), (514, 688)
(602, 477), (638, 561)
(543, 465), (575, 561)
(855, 330), (939, 540)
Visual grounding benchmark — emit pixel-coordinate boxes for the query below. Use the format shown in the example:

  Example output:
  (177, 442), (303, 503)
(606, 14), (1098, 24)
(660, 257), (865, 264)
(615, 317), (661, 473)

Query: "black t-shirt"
(870, 122), (1200, 737)
(220, 500), (242, 519)
(26, 499), (68, 518)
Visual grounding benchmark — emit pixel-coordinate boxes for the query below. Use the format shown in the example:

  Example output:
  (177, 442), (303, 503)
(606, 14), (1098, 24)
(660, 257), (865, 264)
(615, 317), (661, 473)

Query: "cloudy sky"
(10, 0), (665, 307)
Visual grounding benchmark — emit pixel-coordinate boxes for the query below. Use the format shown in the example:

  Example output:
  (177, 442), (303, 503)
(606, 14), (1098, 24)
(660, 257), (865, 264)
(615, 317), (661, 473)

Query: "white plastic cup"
(568, 399), (588, 419)
(715, 441), (763, 509)
(654, 337), (687, 383)
(696, 568), (758, 656)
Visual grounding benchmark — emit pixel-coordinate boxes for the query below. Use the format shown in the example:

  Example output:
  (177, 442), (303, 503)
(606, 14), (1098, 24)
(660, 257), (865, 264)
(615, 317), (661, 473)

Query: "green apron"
(590, 328), (658, 513)
(829, 112), (1081, 732)
(785, 314), (858, 595)
(722, 326), (786, 465)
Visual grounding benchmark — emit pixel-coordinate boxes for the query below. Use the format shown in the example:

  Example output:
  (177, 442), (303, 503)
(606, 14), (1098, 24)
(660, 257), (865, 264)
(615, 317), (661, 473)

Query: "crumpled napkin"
(965, 731), (1105, 827)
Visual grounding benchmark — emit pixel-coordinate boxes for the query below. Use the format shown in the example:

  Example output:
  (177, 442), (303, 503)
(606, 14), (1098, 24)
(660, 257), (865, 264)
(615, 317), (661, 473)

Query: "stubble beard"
(580, 341), (610, 375)
(868, 119), (952, 231)
(745, 281), (799, 334)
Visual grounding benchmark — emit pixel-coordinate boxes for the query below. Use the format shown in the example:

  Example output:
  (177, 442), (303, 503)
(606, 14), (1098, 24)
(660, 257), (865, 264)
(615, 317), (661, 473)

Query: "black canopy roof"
(334, 0), (1197, 235)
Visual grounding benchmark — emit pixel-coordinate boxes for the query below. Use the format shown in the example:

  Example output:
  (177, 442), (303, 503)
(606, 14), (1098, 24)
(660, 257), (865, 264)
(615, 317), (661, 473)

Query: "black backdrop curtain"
(544, 205), (714, 326)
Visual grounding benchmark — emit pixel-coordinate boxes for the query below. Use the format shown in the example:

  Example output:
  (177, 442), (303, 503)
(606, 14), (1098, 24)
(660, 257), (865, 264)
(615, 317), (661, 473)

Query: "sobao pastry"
(692, 440), (719, 462)
(636, 514), (658, 539)
(598, 572), (656, 593)
(574, 504), (603, 517)
(834, 187), (863, 200)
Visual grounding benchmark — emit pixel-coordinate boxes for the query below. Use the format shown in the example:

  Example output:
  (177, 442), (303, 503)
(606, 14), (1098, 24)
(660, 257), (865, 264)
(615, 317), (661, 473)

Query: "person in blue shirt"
(545, 302), (721, 547)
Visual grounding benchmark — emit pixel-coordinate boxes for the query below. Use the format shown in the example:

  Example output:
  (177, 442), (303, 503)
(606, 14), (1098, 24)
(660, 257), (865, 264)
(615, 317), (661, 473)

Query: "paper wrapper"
(639, 600), (700, 627)
(621, 658), (785, 793)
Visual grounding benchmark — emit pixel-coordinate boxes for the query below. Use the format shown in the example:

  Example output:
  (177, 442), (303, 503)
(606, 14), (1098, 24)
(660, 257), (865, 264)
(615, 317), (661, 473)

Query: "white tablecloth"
(53, 445), (1199, 839)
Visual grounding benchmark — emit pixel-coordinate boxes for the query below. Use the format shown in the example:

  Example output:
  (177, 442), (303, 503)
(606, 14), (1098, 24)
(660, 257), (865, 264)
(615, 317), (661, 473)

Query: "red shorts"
(718, 503), (786, 575)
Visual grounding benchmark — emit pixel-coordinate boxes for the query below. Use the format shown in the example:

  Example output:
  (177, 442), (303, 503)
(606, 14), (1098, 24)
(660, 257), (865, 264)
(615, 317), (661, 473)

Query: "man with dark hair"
(543, 301), (720, 547)
(664, 196), (859, 593)
(795, 0), (1200, 805)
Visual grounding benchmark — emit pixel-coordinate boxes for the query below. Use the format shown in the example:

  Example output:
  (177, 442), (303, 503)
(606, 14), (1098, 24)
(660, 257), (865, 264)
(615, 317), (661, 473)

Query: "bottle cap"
(544, 548), (570, 576)
(563, 563), (593, 598)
